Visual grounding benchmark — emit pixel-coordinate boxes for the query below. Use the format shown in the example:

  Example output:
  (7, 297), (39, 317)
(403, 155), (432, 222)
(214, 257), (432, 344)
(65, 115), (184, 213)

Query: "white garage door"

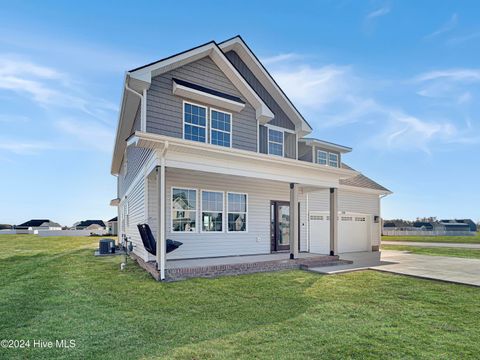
(309, 212), (371, 254)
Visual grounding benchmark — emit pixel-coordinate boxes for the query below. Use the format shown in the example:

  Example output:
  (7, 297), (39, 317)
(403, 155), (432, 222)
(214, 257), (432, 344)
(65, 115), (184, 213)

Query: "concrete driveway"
(374, 250), (480, 287)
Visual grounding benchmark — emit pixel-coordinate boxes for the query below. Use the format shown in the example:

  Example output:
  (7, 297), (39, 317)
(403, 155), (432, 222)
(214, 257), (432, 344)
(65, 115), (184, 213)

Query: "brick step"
(299, 259), (353, 270)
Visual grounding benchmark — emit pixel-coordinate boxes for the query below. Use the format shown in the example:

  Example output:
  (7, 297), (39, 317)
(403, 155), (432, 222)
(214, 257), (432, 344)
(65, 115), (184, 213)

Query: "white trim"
(267, 127), (284, 157)
(256, 119), (260, 153)
(171, 186), (198, 233)
(226, 192), (248, 233)
(328, 152), (339, 168)
(182, 100), (208, 144)
(141, 89), (147, 132)
(209, 108), (233, 148)
(295, 133), (298, 160)
(200, 189), (225, 233)
(265, 123), (295, 134)
(299, 138), (352, 153)
(173, 81), (245, 113)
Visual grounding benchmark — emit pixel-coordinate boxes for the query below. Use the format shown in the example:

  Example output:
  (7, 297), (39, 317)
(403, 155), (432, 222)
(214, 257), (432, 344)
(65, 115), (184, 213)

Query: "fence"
(383, 230), (475, 237)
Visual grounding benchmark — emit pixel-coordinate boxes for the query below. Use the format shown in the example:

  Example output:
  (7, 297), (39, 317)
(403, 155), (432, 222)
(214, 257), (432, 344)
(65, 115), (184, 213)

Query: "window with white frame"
(227, 193), (247, 232)
(210, 109), (231, 147)
(201, 190), (223, 232)
(183, 102), (207, 143)
(317, 150), (327, 165)
(268, 128), (284, 156)
(329, 153), (339, 167)
(172, 188), (197, 232)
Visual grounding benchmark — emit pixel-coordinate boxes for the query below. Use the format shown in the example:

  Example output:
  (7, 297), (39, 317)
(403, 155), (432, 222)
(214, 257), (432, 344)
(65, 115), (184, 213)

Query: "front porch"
(132, 252), (352, 281)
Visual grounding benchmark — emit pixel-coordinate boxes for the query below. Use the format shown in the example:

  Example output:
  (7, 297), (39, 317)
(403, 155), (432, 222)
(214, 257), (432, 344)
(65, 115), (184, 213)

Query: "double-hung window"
(317, 150), (327, 165)
(268, 128), (284, 156)
(183, 102), (207, 143)
(210, 109), (231, 147)
(172, 188), (197, 232)
(329, 153), (339, 167)
(201, 190), (223, 232)
(227, 193), (247, 232)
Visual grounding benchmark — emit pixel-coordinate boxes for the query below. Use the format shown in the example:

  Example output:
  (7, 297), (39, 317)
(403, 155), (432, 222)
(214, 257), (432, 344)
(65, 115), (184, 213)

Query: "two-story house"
(110, 36), (391, 280)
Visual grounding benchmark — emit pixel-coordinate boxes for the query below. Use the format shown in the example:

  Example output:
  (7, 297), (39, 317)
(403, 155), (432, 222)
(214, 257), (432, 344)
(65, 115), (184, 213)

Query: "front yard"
(382, 232), (480, 244)
(1, 235), (479, 359)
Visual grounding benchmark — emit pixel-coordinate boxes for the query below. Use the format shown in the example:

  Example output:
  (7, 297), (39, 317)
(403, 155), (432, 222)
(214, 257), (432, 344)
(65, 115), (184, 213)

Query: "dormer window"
(317, 150), (327, 165)
(329, 153), (339, 167)
(268, 128), (284, 156)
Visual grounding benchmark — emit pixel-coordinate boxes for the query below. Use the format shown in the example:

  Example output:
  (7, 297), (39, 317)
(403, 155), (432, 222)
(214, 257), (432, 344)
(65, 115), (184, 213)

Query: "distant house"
(383, 222), (396, 228)
(0, 224), (13, 230)
(16, 219), (62, 231)
(73, 220), (106, 230)
(438, 220), (471, 232)
(455, 219), (477, 232)
(107, 217), (118, 235)
(413, 221), (434, 231)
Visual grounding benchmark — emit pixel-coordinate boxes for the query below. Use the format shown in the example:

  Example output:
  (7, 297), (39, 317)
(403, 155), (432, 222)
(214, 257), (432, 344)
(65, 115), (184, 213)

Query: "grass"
(0, 235), (479, 359)
(382, 244), (480, 259)
(382, 232), (480, 244)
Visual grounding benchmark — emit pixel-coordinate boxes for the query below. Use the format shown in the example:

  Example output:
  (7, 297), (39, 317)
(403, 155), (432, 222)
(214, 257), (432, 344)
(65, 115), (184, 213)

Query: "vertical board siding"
(225, 50), (296, 131)
(298, 142), (313, 162)
(132, 106), (141, 132)
(165, 168), (294, 260)
(146, 56), (257, 152)
(259, 125), (268, 154)
(284, 132), (296, 159)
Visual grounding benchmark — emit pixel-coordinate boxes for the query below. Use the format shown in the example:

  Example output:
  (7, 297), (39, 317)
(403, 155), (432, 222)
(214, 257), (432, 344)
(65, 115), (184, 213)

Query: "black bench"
(137, 224), (183, 255)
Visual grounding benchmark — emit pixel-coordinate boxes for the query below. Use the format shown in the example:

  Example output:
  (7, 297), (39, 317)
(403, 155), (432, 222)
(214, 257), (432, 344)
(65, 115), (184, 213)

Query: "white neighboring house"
(16, 219), (62, 231)
(110, 36), (391, 280)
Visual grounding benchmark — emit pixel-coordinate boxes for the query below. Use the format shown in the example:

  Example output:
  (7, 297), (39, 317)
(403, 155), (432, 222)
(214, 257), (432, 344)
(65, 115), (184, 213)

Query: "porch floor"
(166, 252), (323, 269)
(131, 252), (352, 281)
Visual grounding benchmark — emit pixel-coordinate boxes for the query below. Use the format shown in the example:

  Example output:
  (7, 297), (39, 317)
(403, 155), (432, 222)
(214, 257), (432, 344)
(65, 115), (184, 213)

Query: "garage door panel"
(309, 212), (370, 254)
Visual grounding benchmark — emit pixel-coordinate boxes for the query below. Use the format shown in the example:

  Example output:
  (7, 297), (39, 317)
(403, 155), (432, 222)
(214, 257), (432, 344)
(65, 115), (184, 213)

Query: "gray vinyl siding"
(118, 146), (153, 198)
(259, 125), (268, 154)
(163, 168), (308, 260)
(146, 56), (257, 152)
(225, 50), (295, 131)
(284, 132), (296, 159)
(298, 142), (313, 162)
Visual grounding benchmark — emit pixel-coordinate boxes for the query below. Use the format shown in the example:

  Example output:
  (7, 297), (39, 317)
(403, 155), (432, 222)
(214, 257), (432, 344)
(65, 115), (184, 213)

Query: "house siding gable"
(146, 56), (257, 152)
(224, 50), (296, 131)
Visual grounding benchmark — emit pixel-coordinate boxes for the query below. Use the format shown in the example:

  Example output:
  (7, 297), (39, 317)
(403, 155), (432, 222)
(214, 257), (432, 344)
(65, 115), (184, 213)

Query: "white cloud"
(261, 53), (303, 65)
(414, 69), (480, 82)
(366, 4), (391, 20)
(447, 31), (480, 45)
(55, 119), (114, 153)
(425, 13), (458, 39)
(0, 140), (54, 155)
(0, 55), (116, 121)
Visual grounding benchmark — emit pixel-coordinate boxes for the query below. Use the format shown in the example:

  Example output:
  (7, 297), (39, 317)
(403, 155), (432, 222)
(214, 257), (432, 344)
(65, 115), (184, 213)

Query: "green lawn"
(1, 235), (480, 359)
(382, 244), (480, 259)
(382, 232), (480, 244)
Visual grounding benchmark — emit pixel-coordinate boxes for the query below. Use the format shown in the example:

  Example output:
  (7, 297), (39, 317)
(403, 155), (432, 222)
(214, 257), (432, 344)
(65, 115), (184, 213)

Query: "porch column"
(156, 162), (166, 280)
(329, 187), (338, 255)
(289, 183), (299, 259)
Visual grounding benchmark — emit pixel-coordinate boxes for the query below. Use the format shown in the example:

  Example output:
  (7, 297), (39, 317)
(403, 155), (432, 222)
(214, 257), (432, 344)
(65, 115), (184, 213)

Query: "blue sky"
(0, 0), (479, 226)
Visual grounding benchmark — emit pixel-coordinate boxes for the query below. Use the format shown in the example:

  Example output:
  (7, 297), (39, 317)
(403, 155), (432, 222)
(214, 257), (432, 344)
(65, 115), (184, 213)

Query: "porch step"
(298, 258), (353, 270)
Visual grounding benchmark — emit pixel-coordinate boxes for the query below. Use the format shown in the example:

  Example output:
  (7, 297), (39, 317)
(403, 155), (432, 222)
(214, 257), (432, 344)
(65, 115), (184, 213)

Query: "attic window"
(329, 153), (339, 167)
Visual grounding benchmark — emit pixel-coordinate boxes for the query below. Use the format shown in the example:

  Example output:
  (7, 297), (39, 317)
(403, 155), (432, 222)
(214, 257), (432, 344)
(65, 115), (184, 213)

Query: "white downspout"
(157, 142), (169, 280)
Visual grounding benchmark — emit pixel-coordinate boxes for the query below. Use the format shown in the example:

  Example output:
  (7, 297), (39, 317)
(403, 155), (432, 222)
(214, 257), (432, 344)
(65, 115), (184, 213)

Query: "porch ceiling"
(129, 131), (358, 189)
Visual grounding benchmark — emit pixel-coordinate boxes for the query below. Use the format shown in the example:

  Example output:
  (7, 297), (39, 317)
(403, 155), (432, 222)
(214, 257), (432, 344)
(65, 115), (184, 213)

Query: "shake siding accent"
(165, 168), (293, 260)
(146, 56), (257, 152)
(225, 50), (296, 131)
(259, 125), (268, 154)
(298, 142), (313, 162)
(284, 132), (296, 159)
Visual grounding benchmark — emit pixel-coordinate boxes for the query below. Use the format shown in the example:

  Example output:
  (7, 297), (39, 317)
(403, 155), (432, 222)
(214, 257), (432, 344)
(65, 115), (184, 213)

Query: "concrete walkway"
(310, 250), (480, 287)
(374, 250), (480, 286)
(382, 241), (480, 249)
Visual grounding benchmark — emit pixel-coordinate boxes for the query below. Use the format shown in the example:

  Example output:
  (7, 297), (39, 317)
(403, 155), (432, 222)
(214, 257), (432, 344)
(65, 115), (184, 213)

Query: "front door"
(271, 201), (290, 251)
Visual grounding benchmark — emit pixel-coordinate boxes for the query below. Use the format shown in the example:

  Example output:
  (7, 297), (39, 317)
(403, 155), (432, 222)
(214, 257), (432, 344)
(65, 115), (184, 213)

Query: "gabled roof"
(108, 216), (118, 222)
(17, 219), (61, 228)
(75, 220), (106, 228)
(299, 138), (352, 153)
(340, 163), (391, 194)
(218, 35), (313, 136)
(112, 39), (275, 175)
